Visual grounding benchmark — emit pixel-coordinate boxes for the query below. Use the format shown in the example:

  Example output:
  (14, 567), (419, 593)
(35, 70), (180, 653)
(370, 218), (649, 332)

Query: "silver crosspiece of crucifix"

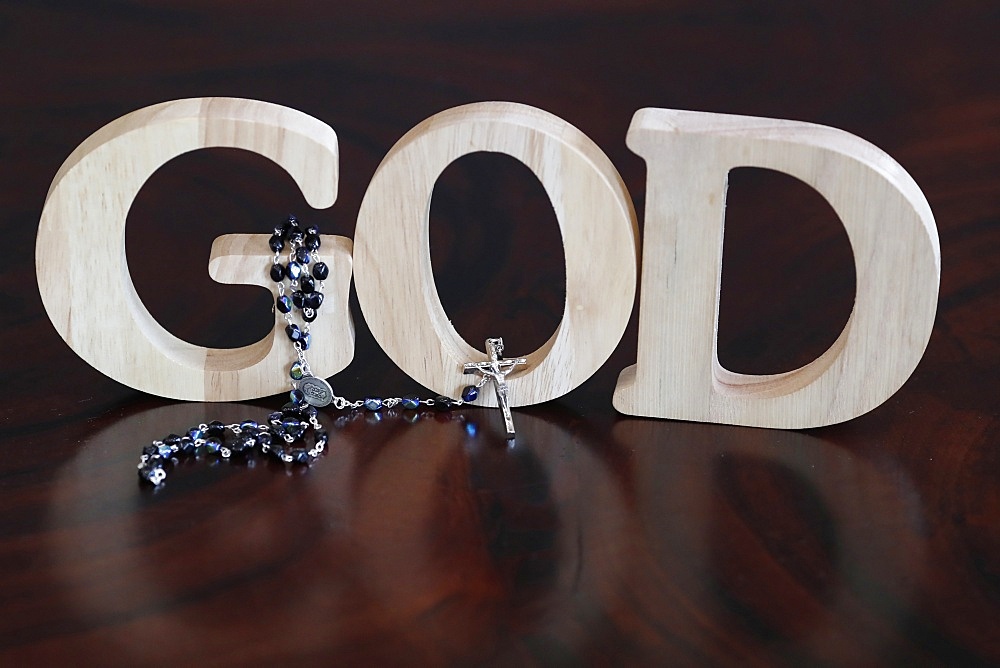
(463, 338), (527, 437)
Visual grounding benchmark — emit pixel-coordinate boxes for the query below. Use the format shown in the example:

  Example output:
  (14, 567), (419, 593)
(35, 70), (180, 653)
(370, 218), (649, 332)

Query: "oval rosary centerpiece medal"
(299, 376), (334, 407)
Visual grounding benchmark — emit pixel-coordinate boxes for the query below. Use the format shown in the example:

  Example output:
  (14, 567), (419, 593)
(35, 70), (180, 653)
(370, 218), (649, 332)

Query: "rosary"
(137, 215), (527, 486)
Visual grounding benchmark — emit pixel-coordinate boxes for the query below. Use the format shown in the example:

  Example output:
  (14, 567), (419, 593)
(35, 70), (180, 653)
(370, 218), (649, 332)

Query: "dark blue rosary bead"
(268, 411), (283, 425)
(312, 262), (329, 280)
(285, 324), (302, 342)
(433, 396), (454, 411)
(300, 275), (316, 293)
(187, 426), (205, 441)
(163, 434), (181, 446)
(292, 449), (310, 465)
(268, 234), (284, 252)
(291, 290), (305, 308)
(295, 246), (311, 264)
(240, 419), (258, 432)
(256, 431), (273, 448)
(206, 420), (226, 436)
(283, 419), (307, 439)
(315, 431), (329, 447)
(271, 443), (286, 461)
(304, 233), (321, 250)
(142, 444), (160, 458)
(278, 215), (298, 238)
(304, 405), (319, 419)
(363, 397), (383, 411)
(300, 332), (311, 350)
(231, 435), (255, 454)
(282, 223), (300, 242)
(286, 261), (303, 281)
(139, 462), (166, 484)
(179, 436), (196, 454)
(203, 437), (223, 454)
(461, 385), (479, 402)
(305, 225), (320, 236)
(305, 292), (323, 310)
(288, 230), (305, 245)
(276, 295), (292, 313)
(401, 395), (421, 410)
(270, 263), (285, 282)
(290, 388), (306, 405)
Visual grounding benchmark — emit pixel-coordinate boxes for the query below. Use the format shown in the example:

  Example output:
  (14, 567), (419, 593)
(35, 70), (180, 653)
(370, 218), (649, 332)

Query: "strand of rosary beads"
(137, 215), (486, 486)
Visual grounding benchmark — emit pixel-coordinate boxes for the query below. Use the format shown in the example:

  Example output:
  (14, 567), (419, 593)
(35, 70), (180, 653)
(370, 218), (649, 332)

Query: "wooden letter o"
(353, 102), (638, 406)
(36, 97), (355, 401)
(613, 109), (940, 428)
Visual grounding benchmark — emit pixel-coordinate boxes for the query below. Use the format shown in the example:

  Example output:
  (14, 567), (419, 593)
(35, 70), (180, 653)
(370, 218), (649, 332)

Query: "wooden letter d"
(613, 109), (940, 429)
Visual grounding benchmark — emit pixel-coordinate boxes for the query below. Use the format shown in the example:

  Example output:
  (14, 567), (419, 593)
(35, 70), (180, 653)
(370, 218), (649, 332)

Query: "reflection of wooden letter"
(36, 97), (354, 401)
(613, 109), (940, 428)
(353, 102), (639, 407)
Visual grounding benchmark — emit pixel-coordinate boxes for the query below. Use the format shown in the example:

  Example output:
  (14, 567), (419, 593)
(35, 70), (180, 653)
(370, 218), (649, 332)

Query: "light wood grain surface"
(614, 108), (940, 428)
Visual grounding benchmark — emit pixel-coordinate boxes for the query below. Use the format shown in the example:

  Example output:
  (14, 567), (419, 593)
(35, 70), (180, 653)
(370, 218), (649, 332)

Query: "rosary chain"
(270, 218), (474, 411)
(138, 214), (494, 488)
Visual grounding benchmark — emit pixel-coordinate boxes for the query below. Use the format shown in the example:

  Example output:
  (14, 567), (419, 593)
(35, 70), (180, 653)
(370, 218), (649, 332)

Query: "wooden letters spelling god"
(35, 98), (939, 429)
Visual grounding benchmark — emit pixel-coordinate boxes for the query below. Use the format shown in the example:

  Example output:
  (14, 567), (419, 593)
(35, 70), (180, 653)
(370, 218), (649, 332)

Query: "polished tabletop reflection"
(5, 397), (952, 663)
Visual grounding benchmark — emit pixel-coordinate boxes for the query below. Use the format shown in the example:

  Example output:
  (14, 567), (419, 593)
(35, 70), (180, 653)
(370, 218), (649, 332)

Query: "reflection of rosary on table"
(138, 216), (527, 486)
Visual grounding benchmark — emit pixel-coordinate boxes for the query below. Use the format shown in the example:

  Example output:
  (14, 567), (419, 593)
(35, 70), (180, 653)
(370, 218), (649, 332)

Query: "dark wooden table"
(2, 2), (997, 664)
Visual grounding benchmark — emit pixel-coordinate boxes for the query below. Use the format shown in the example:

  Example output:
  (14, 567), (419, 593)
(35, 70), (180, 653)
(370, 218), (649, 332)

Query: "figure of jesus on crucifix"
(464, 338), (527, 438)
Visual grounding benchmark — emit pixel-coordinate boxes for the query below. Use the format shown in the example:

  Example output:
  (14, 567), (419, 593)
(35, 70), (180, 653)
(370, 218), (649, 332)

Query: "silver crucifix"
(464, 337), (527, 438)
